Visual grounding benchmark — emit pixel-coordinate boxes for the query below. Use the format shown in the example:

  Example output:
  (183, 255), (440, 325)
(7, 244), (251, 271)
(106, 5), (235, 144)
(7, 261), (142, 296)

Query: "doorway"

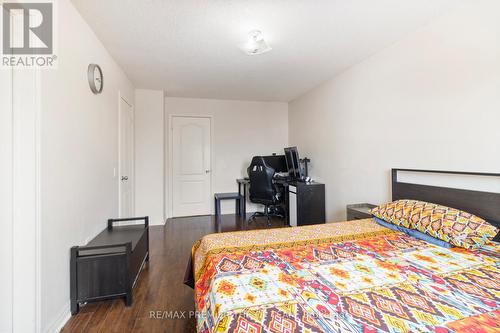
(119, 95), (134, 217)
(171, 116), (212, 217)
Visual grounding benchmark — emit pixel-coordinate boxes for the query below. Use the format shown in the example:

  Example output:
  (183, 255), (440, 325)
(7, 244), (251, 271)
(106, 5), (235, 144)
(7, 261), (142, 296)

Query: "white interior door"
(1, 9), (41, 332)
(119, 96), (134, 217)
(0, 56), (13, 333)
(172, 116), (211, 217)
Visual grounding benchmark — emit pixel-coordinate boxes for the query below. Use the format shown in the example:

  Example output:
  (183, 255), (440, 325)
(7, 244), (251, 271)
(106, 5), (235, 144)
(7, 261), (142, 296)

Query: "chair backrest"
(247, 156), (276, 204)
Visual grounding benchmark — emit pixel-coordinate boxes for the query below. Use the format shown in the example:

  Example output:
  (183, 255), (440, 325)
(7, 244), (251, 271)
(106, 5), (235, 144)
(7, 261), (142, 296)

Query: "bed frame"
(183, 169), (500, 288)
(392, 168), (500, 229)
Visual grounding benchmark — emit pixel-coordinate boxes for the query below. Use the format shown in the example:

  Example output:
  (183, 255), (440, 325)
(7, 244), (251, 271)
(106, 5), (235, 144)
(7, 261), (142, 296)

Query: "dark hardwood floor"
(62, 214), (286, 333)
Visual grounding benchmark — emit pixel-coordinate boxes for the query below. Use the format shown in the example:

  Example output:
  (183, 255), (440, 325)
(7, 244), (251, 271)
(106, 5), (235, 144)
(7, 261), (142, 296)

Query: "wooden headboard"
(392, 168), (500, 229)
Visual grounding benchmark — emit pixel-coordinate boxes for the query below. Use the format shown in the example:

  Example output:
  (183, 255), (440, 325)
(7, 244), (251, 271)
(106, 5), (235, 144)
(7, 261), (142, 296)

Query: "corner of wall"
(43, 302), (70, 333)
(134, 89), (166, 225)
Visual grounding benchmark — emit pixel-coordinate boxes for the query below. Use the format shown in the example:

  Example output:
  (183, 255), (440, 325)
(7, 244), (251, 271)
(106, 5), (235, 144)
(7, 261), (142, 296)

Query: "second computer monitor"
(262, 155), (287, 173)
(284, 146), (301, 180)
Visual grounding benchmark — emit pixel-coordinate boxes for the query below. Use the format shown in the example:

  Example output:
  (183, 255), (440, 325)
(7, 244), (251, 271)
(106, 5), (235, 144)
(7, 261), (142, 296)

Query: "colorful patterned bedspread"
(193, 219), (500, 333)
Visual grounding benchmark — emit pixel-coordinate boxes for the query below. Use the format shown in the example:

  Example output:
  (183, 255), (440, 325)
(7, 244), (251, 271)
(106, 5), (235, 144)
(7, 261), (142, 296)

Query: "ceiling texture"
(71, 0), (461, 102)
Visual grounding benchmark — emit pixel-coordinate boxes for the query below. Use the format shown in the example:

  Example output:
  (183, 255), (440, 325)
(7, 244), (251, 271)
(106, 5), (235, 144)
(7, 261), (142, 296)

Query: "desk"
(237, 178), (325, 226)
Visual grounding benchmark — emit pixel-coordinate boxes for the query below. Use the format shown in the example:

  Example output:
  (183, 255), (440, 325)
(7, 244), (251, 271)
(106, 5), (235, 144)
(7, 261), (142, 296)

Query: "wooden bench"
(70, 216), (149, 315)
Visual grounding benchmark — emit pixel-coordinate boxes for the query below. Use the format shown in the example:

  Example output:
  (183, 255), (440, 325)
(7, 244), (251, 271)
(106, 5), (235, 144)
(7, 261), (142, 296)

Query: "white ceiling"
(71, 0), (460, 102)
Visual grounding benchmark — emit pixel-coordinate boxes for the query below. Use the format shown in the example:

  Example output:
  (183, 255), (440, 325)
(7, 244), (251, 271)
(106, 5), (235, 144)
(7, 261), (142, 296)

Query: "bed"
(190, 169), (500, 333)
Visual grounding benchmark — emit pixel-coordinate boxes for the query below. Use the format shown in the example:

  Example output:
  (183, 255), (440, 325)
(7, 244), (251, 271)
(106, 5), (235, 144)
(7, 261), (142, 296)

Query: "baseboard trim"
(44, 301), (70, 333)
(149, 218), (167, 226)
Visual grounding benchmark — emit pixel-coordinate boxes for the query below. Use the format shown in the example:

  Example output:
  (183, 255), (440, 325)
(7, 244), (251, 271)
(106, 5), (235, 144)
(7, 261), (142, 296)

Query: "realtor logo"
(1, 1), (57, 67)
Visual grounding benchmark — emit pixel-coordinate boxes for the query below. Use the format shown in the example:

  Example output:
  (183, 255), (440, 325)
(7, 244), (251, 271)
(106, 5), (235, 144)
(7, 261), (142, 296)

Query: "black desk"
(237, 178), (325, 226)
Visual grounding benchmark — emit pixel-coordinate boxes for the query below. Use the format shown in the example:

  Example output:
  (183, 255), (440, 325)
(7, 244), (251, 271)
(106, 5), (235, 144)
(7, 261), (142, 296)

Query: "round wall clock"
(87, 64), (103, 94)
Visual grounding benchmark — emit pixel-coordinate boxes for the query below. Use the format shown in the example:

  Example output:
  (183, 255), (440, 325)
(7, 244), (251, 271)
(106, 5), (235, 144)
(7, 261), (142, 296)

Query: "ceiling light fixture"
(242, 30), (272, 55)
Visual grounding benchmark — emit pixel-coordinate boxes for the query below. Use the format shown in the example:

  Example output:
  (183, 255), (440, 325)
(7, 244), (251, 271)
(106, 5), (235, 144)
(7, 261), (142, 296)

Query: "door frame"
(1, 6), (43, 328)
(1, 64), (42, 332)
(166, 114), (214, 218)
(118, 92), (135, 217)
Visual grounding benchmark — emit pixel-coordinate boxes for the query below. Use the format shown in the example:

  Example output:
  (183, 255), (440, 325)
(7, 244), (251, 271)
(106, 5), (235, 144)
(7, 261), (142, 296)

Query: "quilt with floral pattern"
(193, 219), (500, 333)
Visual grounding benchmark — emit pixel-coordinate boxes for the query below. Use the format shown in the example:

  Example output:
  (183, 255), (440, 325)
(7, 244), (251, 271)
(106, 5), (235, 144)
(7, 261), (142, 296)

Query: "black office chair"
(247, 156), (284, 226)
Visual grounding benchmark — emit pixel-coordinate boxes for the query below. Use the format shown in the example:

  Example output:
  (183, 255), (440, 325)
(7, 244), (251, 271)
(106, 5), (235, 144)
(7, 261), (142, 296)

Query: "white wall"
(165, 97), (288, 215)
(289, 0), (500, 222)
(135, 89), (165, 225)
(40, 0), (135, 332)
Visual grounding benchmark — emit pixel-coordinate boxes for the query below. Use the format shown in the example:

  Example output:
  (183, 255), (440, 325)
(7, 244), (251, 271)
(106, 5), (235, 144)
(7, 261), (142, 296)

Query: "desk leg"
(238, 183), (247, 219)
(237, 183), (241, 218)
(215, 199), (222, 233)
(242, 184), (247, 220)
(285, 187), (290, 227)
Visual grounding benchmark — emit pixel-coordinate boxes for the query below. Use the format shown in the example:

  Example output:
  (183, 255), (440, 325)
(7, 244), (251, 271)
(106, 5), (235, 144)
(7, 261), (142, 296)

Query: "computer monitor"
(262, 155), (287, 173)
(284, 147), (302, 180)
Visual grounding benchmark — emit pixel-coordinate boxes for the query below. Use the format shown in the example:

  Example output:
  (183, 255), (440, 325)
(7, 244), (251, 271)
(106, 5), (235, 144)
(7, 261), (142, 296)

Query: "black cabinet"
(70, 217), (149, 315)
(288, 182), (325, 226)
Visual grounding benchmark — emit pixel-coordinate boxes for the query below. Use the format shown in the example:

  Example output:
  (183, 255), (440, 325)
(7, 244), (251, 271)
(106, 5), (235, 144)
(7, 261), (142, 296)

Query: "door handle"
(121, 176), (129, 181)
(205, 170), (210, 174)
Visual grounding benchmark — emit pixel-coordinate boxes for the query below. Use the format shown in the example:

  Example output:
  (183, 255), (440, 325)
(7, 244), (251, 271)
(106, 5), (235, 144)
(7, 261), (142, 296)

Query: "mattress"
(192, 218), (500, 332)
